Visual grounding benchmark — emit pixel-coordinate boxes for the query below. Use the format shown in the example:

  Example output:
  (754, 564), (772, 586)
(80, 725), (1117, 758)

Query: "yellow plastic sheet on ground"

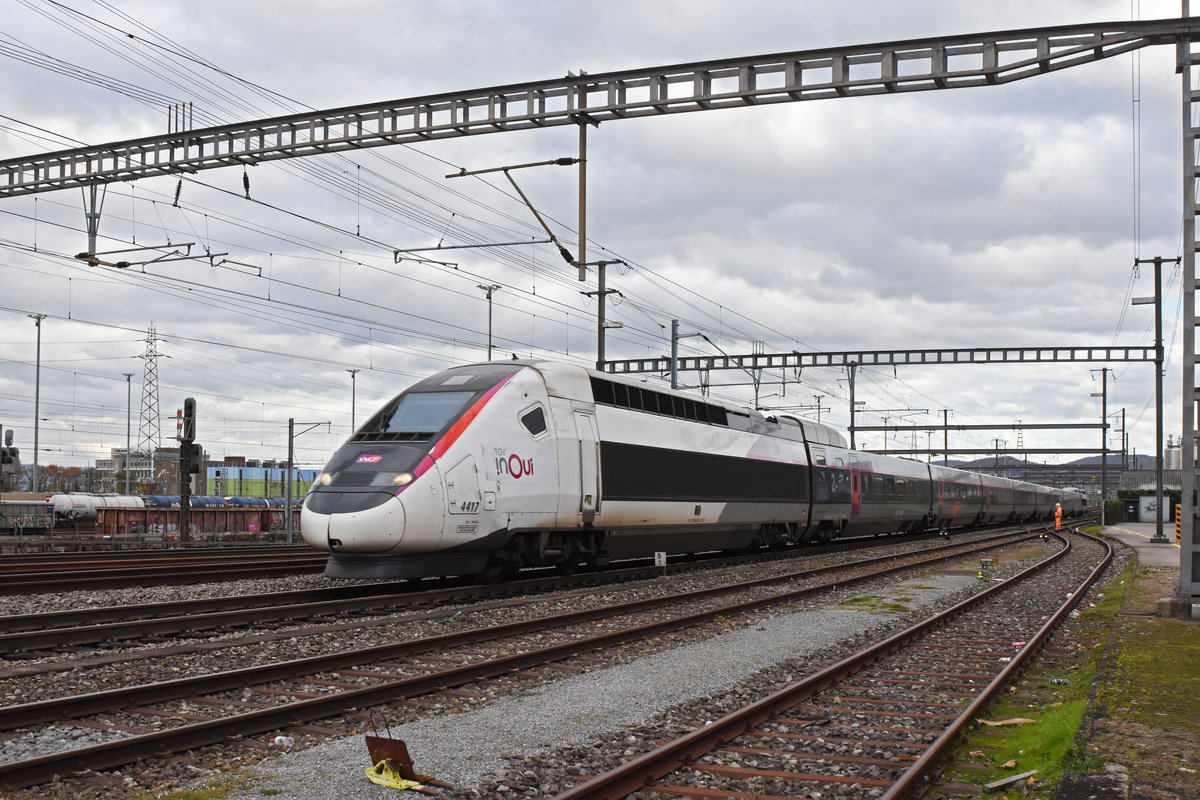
(365, 759), (424, 792)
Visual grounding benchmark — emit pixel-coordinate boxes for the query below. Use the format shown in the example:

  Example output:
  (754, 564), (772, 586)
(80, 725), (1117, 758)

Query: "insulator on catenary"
(173, 179), (182, 207)
(243, 170), (250, 199)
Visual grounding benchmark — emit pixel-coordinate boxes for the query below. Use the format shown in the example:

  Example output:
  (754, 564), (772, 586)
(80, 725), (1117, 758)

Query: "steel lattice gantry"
(1180, 4), (1200, 601)
(2, 18), (1200, 196)
(602, 346), (1157, 376)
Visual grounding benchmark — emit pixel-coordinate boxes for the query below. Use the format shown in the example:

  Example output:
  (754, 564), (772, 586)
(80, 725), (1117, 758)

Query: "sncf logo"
(356, 454), (383, 463)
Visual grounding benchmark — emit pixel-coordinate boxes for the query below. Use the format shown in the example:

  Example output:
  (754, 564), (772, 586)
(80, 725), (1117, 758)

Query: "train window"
(520, 406), (547, 437)
(726, 410), (751, 430)
(589, 375), (726, 427)
(613, 383), (629, 407)
(707, 405), (728, 426)
(832, 471), (851, 500)
(590, 378), (615, 404)
(380, 391), (474, 434)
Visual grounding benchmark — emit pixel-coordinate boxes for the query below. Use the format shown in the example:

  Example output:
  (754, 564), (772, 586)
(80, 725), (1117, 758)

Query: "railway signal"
(0, 426), (9, 506)
(179, 397), (198, 544)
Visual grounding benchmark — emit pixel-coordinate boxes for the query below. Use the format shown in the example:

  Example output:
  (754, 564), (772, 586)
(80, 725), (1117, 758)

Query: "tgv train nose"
(301, 491), (406, 554)
(329, 493), (406, 553)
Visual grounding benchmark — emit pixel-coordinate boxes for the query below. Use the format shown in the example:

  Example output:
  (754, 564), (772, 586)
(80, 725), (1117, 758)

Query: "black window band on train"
(590, 377), (728, 426)
(600, 441), (809, 504)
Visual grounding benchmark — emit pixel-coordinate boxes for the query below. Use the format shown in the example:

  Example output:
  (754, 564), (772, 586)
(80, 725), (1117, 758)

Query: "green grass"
(833, 595), (913, 614)
(947, 681), (1094, 788)
(932, 561), (1133, 797)
(130, 775), (282, 800)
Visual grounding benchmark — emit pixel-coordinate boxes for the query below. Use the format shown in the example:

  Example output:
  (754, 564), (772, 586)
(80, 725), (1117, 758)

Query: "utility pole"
(1090, 368), (1110, 519)
(1133, 255), (1174, 541)
(477, 284), (501, 360)
(670, 319), (705, 389)
(286, 419), (330, 544)
(943, 409), (950, 466)
(123, 372), (134, 495)
(346, 369), (360, 431)
(846, 363), (858, 449)
(28, 313), (44, 493)
(578, 122), (586, 281)
(1120, 409), (1127, 470)
(581, 261), (623, 368)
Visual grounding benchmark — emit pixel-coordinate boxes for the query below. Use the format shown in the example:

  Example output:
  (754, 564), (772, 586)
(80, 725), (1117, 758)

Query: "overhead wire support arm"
(447, 159), (578, 266)
(73, 242), (229, 269)
(396, 238), (552, 253)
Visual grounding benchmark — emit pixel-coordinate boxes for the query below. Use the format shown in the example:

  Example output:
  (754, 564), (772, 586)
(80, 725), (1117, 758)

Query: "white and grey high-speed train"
(301, 360), (1087, 580)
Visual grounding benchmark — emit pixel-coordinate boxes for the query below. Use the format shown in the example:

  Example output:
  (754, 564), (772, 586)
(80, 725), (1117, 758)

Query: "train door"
(573, 410), (600, 522)
(850, 468), (861, 518)
(445, 456), (482, 515)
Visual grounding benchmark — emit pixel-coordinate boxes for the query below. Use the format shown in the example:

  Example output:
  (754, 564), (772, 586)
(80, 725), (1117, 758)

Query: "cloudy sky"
(0, 0), (1188, 477)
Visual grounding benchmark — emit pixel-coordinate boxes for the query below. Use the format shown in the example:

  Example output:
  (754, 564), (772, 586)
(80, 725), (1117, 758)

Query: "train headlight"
(369, 472), (414, 487)
(315, 472), (332, 486)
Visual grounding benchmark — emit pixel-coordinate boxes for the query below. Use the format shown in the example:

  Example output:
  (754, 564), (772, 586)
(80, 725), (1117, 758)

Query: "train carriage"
(980, 472), (1018, 524)
(801, 419), (852, 543)
(1009, 480), (1042, 521)
(929, 465), (984, 529)
(845, 451), (935, 538)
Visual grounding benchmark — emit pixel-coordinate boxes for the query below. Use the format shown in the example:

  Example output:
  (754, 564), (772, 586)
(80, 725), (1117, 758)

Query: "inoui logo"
(508, 454), (534, 479)
(494, 449), (534, 479)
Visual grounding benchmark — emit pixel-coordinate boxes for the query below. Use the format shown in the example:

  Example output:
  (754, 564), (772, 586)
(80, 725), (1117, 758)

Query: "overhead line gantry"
(0, 18), (1196, 197)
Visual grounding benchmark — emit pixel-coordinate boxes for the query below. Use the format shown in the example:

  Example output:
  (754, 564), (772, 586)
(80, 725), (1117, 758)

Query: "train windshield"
(377, 390), (475, 434)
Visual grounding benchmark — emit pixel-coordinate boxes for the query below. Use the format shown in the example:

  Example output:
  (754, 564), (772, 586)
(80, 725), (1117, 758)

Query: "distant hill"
(1066, 453), (1158, 469)
(933, 453), (1159, 470)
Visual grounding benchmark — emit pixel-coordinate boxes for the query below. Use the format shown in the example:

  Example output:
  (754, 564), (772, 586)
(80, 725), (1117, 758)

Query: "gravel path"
(195, 574), (973, 799)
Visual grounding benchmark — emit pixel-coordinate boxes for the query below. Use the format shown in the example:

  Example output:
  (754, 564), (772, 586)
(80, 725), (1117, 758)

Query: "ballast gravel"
(199, 574), (972, 799)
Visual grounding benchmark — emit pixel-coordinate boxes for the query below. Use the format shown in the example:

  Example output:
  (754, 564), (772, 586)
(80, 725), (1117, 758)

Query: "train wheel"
(481, 542), (522, 583)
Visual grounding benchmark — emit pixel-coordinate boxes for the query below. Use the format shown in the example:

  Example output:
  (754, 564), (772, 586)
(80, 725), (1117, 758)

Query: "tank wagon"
(49, 493), (144, 523)
(301, 360), (1087, 580)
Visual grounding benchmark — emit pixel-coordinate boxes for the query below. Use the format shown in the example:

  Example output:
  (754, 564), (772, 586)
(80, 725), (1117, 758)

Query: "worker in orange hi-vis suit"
(1054, 503), (1062, 531)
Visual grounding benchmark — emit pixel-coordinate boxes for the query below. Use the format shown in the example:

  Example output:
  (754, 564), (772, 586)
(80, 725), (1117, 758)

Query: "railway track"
(547, 529), (1111, 800)
(0, 528), (1031, 655)
(0, 546), (328, 592)
(0, 526), (1062, 792)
